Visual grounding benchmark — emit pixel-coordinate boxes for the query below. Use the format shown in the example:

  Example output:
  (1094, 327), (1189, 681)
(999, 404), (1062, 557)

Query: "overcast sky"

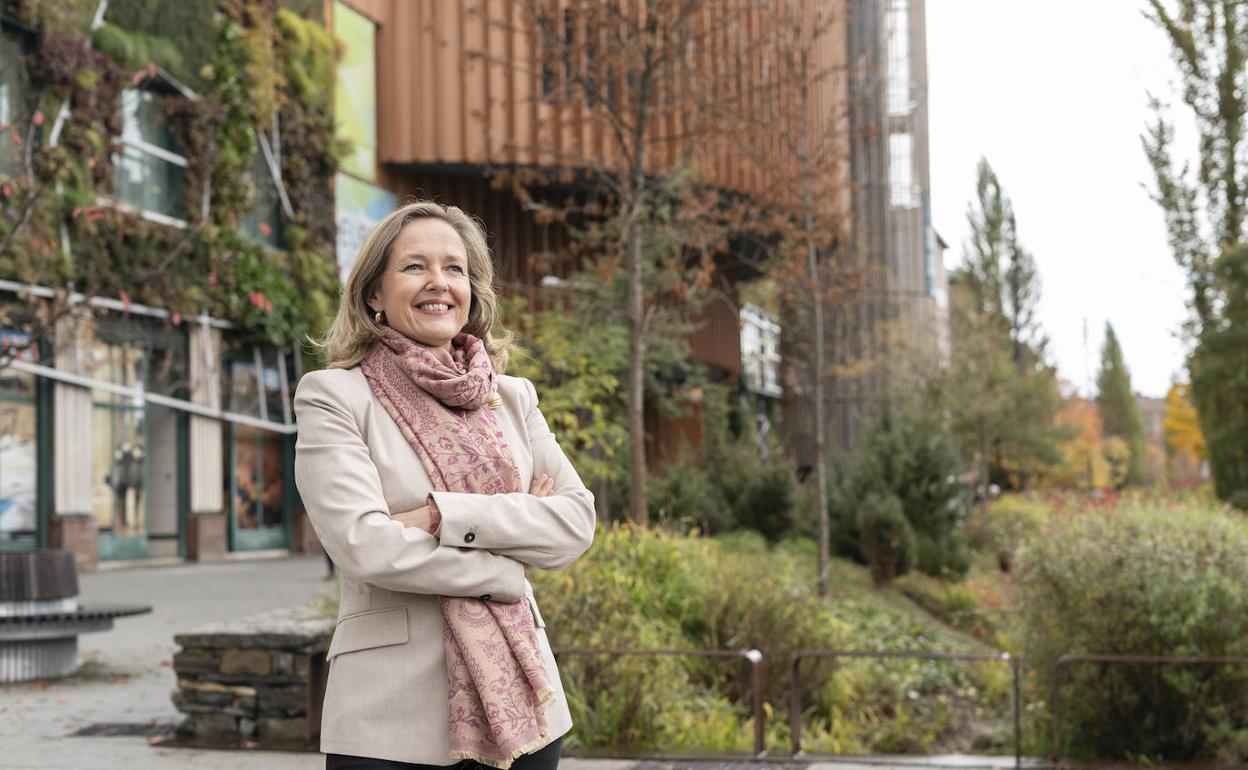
(926, 1), (1193, 399)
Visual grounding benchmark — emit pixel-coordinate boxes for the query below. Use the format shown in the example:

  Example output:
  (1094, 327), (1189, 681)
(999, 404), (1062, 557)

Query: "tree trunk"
(797, 59), (830, 596)
(809, 229), (829, 596)
(626, 201), (648, 526)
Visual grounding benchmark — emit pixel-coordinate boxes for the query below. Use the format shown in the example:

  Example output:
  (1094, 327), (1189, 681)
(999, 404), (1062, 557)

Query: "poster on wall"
(334, 1), (377, 181)
(335, 172), (397, 280)
(0, 332), (37, 541)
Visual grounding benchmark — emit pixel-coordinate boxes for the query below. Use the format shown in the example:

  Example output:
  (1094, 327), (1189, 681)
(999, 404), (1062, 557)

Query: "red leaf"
(32, 111), (43, 127)
(171, 312), (182, 325)
(118, 289), (131, 312)
(10, 131), (20, 146)
(259, 222), (272, 237)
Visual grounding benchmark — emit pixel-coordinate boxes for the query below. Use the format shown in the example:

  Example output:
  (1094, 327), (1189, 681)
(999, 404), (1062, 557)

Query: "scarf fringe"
(449, 730), (554, 770)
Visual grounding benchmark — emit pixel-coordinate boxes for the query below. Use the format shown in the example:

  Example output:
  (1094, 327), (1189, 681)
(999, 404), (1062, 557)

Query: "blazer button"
(464, 531), (476, 543)
(480, 594), (492, 602)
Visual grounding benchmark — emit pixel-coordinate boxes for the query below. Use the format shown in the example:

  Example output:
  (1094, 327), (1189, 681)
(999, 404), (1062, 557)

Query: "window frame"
(239, 128), (293, 251)
(0, 16), (39, 180)
(107, 72), (196, 227)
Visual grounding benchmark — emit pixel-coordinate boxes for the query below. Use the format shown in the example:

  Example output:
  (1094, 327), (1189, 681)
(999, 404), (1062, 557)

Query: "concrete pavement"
(0, 555), (331, 768)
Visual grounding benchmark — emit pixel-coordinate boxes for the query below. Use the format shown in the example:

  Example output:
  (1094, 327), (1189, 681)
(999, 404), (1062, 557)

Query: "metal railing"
(788, 649), (1023, 768)
(553, 647), (767, 757)
(1049, 653), (1248, 765)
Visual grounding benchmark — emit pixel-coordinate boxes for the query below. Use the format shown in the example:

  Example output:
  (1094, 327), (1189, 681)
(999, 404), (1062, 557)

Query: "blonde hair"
(318, 201), (514, 371)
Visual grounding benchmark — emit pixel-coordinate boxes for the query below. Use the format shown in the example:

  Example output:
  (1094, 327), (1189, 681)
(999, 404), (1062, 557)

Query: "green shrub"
(645, 384), (800, 540)
(915, 532), (971, 579)
(896, 571), (994, 641)
(530, 525), (1011, 753)
(1016, 501), (1248, 760)
(646, 450), (729, 532)
(830, 403), (967, 578)
(856, 492), (915, 585)
(971, 495), (1049, 572)
(725, 458), (798, 542)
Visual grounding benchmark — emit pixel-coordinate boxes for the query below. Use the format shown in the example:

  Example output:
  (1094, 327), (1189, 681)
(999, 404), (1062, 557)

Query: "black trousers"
(326, 737), (563, 770)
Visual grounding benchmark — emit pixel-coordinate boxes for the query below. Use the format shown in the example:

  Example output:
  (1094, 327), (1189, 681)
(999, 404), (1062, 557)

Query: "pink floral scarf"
(361, 327), (554, 768)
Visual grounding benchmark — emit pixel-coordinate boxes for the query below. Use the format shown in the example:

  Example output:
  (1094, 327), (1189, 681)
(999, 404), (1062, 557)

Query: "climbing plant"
(0, 1), (341, 350)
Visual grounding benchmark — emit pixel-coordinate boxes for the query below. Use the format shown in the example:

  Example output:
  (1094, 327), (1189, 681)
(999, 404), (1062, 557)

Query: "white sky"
(927, 1), (1193, 399)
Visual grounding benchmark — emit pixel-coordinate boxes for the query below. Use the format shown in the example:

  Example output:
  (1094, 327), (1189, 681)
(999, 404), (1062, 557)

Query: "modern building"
(327, 0), (851, 470)
(0, 3), (324, 566)
(785, 0), (948, 463)
(0, 0), (943, 563)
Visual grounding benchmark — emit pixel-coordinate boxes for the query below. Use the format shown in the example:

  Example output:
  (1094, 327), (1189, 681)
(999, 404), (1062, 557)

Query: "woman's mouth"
(416, 302), (451, 312)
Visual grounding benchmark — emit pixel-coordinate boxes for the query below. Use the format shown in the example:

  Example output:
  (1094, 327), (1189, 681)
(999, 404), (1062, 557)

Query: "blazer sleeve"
(432, 377), (596, 571)
(293, 370), (526, 602)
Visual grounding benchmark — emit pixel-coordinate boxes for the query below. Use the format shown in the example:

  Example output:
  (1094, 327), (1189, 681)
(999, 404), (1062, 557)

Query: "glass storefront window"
(261, 347), (287, 423)
(231, 424), (284, 531)
(226, 356), (262, 417)
(89, 339), (146, 536)
(0, 331), (38, 546)
(222, 341), (292, 548)
(91, 402), (145, 537)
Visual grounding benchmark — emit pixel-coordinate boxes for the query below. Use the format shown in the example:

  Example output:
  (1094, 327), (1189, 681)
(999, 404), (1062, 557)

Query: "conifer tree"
(938, 159), (1066, 490)
(1145, 1), (1248, 504)
(1096, 322), (1145, 486)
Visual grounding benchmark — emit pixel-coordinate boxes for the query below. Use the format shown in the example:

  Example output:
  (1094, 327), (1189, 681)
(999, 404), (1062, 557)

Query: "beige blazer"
(293, 367), (596, 765)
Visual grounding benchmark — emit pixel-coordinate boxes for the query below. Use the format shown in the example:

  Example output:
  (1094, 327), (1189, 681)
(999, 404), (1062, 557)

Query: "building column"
(48, 312), (97, 569)
(186, 322), (226, 562)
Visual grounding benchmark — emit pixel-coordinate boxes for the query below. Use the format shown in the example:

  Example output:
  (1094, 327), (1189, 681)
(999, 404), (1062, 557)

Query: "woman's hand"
(392, 505), (436, 533)
(530, 473), (554, 497)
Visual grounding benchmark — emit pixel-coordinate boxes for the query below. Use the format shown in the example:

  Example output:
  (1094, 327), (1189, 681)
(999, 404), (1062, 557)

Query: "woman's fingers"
(391, 505), (433, 532)
(530, 473), (555, 497)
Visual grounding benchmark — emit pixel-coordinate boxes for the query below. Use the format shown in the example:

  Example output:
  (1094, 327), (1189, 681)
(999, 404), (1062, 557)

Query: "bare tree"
(726, 0), (853, 594)
(497, 0), (753, 525)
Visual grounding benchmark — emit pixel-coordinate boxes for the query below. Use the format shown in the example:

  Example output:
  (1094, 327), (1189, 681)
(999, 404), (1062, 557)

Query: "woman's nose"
(425, 268), (450, 290)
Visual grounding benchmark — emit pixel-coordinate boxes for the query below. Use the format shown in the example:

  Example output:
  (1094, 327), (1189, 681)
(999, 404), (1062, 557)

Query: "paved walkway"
(0, 555), (1046, 769)
(0, 555), (332, 768)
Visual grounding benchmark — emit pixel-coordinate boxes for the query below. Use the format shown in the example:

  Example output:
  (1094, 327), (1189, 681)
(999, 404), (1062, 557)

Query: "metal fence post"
(1009, 653), (1021, 770)
(789, 655), (803, 756)
(1050, 658), (1064, 765)
(745, 649), (765, 756)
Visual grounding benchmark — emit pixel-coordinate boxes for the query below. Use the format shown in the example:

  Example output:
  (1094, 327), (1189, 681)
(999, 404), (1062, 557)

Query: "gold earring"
(374, 310), (384, 325)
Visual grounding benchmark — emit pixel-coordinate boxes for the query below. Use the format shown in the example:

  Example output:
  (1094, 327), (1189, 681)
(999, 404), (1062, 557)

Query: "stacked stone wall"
(171, 607), (332, 749)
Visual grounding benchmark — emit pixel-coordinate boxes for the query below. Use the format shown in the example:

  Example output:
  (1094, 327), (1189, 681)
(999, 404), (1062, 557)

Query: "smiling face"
(368, 217), (472, 354)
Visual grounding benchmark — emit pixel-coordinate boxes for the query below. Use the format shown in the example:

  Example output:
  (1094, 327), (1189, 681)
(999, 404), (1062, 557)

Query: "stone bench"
(171, 605), (333, 750)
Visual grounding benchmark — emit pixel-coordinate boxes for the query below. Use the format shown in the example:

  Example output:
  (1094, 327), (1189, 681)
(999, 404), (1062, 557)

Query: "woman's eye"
(402, 263), (422, 272)
(449, 265), (465, 273)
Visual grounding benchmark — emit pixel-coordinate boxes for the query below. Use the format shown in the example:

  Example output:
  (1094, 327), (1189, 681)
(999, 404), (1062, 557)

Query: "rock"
(219, 649), (273, 676)
(257, 685), (307, 716)
(186, 713), (238, 739)
(271, 652), (294, 675)
(172, 650), (219, 675)
(258, 717), (309, 746)
(174, 607), (332, 652)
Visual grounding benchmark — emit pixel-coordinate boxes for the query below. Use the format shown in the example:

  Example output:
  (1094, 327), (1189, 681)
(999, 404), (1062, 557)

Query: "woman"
(294, 201), (596, 770)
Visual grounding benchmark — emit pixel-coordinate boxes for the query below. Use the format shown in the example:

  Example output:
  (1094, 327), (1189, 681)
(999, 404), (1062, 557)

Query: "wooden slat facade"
(333, 0), (854, 459)
(336, 0), (850, 209)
